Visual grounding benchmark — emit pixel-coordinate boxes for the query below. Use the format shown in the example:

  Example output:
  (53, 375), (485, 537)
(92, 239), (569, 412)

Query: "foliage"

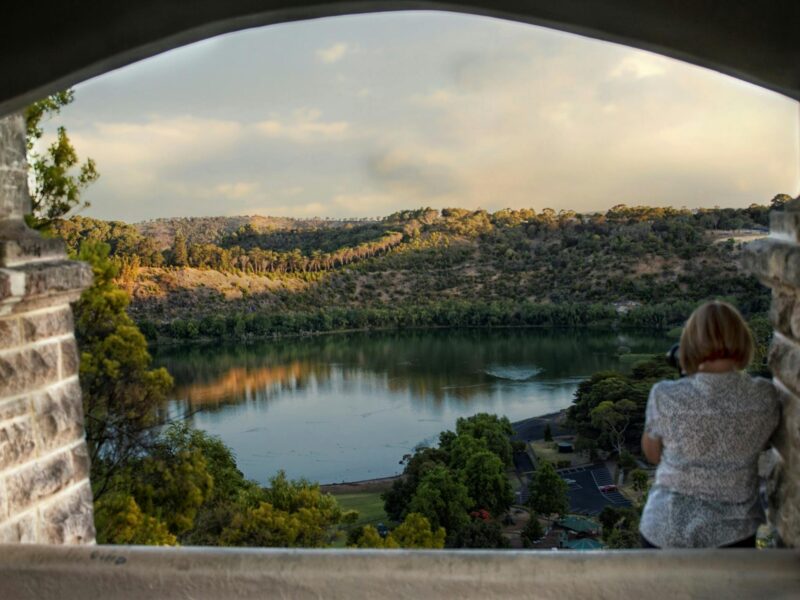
(94, 493), (177, 546)
(630, 469), (649, 493)
(49, 200), (780, 339)
(407, 465), (473, 540)
(521, 514), (545, 547)
(25, 90), (98, 228)
(599, 506), (642, 549)
(450, 519), (509, 549)
(590, 399), (637, 456)
(543, 423), (553, 442)
(219, 471), (344, 547)
(454, 413), (514, 466)
(527, 461), (568, 517)
(461, 450), (514, 517)
(74, 242), (173, 500)
(350, 513), (446, 549)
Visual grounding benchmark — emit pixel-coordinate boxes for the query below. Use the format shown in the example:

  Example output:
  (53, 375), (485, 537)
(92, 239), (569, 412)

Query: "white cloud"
(214, 181), (259, 200)
(255, 109), (350, 143)
(316, 42), (349, 64)
(610, 53), (669, 79)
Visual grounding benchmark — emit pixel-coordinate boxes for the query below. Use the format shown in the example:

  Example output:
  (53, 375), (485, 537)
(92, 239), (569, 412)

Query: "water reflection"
(155, 330), (668, 484)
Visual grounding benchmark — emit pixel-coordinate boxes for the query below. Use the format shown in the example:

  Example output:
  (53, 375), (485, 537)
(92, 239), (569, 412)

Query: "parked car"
(599, 484), (617, 493)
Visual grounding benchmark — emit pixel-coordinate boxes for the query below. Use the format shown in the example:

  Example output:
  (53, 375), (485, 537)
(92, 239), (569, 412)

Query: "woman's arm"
(641, 433), (662, 465)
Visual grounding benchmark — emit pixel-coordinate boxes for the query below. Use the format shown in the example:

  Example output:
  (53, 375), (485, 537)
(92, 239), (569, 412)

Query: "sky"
(49, 10), (800, 223)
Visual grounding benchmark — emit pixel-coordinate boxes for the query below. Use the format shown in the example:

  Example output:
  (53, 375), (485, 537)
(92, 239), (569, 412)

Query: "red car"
(599, 484), (618, 493)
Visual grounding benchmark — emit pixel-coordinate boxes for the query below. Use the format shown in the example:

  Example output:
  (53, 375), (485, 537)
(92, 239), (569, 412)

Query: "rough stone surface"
(743, 237), (800, 289)
(22, 260), (93, 301)
(5, 448), (77, 515)
(0, 222), (65, 268)
(0, 397), (28, 421)
(771, 209), (800, 243)
(21, 307), (73, 342)
(59, 337), (79, 378)
(0, 316), (20, 349)
(0, 417), (36, 472)
(0, 513), (35, 543)
(0, 115), (28, 220)
(0, 341), (60, 397)
(33, 380), (84, 454)
(38, 480), (95, 545)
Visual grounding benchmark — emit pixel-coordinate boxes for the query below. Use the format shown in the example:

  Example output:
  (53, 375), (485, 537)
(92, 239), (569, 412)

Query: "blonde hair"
(679, 301), (754, 375)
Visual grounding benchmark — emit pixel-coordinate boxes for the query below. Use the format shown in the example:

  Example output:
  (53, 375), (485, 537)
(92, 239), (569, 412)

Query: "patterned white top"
(639, 371), (780, 548)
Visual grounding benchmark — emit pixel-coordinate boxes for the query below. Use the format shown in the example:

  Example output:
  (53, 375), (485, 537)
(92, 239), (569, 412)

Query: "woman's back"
(648, 372), (780, 504)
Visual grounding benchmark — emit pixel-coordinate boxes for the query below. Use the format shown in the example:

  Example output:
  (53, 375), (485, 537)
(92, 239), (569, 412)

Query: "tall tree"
(75, 241), (173, 499)
(407, 465), (473, 539)
(25, 89), (98, 228)
(527, 460), (568, 517)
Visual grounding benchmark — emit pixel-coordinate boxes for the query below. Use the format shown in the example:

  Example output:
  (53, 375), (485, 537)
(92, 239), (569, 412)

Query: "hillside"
(52, 201), (781, 341)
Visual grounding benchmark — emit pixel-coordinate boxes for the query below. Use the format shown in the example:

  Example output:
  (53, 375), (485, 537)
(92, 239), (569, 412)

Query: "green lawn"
(334, 492), (391, 527)
(329, 491), (392, 548)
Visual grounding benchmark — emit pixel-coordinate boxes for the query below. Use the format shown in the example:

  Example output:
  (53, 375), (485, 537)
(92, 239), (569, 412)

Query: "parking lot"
(559, 464), (631, 515)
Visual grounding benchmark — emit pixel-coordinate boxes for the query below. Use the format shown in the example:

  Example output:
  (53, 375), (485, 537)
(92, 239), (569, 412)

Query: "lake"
(155, 329), (669, 485)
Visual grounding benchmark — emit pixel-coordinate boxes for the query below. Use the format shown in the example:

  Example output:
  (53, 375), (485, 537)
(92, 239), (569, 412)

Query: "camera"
(666, 343), (681, 373)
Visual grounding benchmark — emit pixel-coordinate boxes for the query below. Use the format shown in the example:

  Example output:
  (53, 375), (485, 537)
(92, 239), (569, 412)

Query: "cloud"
(316, 42), (350, 64)
(609, 52), (669, 79)
(214, 181), (259, 200)
(255, 109), (350, 143)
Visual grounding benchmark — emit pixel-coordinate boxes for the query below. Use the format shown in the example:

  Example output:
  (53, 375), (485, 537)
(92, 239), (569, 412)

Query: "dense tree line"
(51, 198), (786, 339)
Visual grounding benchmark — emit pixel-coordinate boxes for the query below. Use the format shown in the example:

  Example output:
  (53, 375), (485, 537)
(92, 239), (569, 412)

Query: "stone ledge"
(0, 221), (67, 268)
(0, 546), (798, 599)
(771, 209), (800, 244)
(742, 238), (800, 289)
(0, 259), (92, 315)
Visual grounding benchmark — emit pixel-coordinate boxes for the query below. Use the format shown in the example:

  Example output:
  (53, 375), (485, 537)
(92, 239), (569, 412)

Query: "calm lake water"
(155, 329), (669, 485)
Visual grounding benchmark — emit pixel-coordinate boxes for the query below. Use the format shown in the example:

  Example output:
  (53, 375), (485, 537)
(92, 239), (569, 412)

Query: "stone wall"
(0, 114), (94, 543)
(744, 199), (800, 547)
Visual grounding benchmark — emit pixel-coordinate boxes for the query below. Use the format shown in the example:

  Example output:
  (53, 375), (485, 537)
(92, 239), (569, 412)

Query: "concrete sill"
(0, 545), (798, 599)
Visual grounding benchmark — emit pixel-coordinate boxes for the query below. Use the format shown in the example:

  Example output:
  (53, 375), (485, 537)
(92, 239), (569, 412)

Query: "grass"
(333, 491), (391, 528)
(329, 491), (392, 548)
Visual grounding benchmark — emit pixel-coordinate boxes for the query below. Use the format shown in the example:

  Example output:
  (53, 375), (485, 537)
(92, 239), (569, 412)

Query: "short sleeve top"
(640, 371), (781, 547)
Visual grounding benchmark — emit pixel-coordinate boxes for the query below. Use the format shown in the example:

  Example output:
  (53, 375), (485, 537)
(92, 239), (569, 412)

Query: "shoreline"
(321, 409), (569, 493)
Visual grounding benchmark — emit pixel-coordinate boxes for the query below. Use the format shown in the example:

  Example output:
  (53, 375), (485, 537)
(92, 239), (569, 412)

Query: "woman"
(639, 301), (780, 548)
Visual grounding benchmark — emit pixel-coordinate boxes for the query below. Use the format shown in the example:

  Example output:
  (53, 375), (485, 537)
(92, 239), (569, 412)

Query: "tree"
(351, 513), (446, 549)
(599, 505), (641, 549)
(527, 461), (568, 517)
(461, 450), (513, 517)
(521, 514), (544, 547)
(630, 469), (649, 494)
(590, 399), (637, 456)
(25, 89), (98, 228)
(450, 519), (509, 549)
(407, 465), (473, 540)
(172, 231), (189, 267)
(75, 242), (173, 500)
(455, 413), (514, 466)
(543, 423), (553, 442)
(219, 471), (344, 547)
(94, 493), (177, 546)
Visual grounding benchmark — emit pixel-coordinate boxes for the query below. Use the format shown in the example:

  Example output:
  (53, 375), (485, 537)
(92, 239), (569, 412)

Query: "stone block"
(742, 238), (800, 289)
(0, 341), (59, 397)
(21, 307), (73, 342)
(771, 209), (800, 244)
(769, 335), (800, 398)
(0, 416), (36, 472)
(5, 448), (76, 514)
(0, 315), (20, 349)
(70, 442), (91, 483)
(0, 221), (65, 268)
(0, 512), (36, 543)
(59, 337), (79, 378)
(0, 396), (28, 421)
(33, 380), (84, 453)
(22, 260), (93, 299)
(39, 480), (95, 544)
(767, 389), (800, 547)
